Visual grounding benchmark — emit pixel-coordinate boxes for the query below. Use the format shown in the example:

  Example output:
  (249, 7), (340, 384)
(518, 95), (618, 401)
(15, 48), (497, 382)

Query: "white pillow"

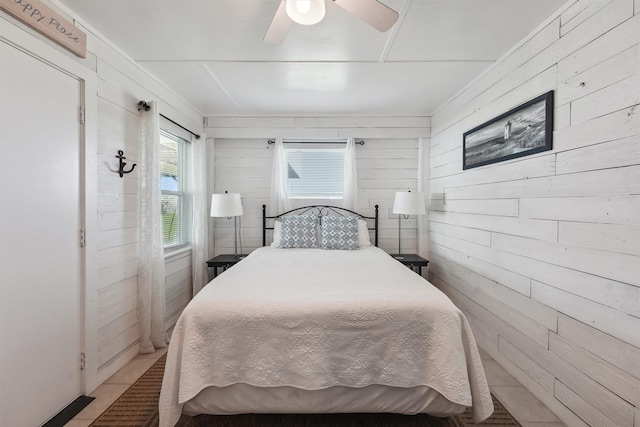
(357, 219), (372, 248)
(271, 220), (282, 247)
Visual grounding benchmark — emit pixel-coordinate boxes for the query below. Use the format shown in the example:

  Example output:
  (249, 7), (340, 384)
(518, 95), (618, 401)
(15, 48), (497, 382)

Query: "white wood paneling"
(557, 313), (640, 379)
(444, 165), (639, 200)
(556, 14), (639, 83)
(550, 333), (640, 407)
(554, 380), (617, 427)
(429, 221), (491, 247)
(554, 104), (639, 153)
(560, 0), (615, 36)
(430, 210), (558, 242)
(210, 122), (429, 257)
(433, 198), (519, 217)
(520, 196), (640, 224)
(97, 277), (137, 328)
(558, 221), (640, 255)
(432, 154), (556, 194)
(556, 45), (638, 107)
(533, 288), (638, 398)
(97, 260), (137, 291)
(504, 308), (635, 427)
(571, 75), (640, 125)
(430, 241), (532, 296)
(493, 233), (639, 285)
(430, 259), (550, 347)
(90, 34), (202, 383)
(207, 116), (430, 139)
(556, 136), (639, 174)
(498, 336), (555, 393)
(428, 0), (640, 425)
(97, 310), (137, 354)
(433, 278), (589, 427)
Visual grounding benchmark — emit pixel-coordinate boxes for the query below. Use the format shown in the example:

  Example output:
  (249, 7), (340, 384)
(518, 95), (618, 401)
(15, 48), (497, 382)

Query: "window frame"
(160, 128), (192, 251)
(283, 139), (347, 200)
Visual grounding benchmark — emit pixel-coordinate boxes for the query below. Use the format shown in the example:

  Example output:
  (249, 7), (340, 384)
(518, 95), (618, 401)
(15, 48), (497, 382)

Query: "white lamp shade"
(210, 193), (243, 217)
(392, 191), (426, 216)
(286, 0), (325, 25)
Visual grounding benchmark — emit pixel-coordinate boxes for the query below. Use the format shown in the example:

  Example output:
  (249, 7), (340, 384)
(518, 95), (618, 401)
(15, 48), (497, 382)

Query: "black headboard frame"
(262, 204), (379, 247)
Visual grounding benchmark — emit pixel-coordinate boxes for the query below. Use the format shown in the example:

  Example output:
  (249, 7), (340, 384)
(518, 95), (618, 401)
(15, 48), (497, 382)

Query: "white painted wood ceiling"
(59, 0), (567, 117)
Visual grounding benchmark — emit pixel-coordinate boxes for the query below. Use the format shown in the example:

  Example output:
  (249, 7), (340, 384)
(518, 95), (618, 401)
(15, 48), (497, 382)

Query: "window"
(284, 141), (345, 199)
(160, 129), (190, 248)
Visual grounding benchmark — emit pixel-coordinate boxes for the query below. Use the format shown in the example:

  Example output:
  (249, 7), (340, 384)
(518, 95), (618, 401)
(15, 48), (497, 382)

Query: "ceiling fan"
(264, 0), (399, 44)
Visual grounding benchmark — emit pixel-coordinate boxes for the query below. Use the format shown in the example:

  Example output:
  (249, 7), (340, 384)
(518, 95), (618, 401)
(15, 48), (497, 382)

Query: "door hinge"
(79, 106), (85, 124)
(80, 228), (86, 247)
(80, 352), (86, 371)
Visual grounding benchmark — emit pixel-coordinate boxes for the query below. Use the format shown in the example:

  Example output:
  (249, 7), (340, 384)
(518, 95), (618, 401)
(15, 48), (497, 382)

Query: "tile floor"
(66, 347), (565, 426)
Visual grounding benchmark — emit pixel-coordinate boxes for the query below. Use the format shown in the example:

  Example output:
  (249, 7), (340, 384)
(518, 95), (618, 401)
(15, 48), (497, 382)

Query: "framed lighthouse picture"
(462, 91), (553, 170)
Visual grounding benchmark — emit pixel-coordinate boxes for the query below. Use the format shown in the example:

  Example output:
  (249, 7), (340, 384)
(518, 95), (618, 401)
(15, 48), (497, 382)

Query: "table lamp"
(210, 192), (244, 258)
(392, 190), (426, 259)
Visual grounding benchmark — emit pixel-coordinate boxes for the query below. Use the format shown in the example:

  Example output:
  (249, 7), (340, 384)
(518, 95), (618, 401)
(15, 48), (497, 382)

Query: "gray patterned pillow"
(279, 214), (319, 248)
(321, 216), (359, 250)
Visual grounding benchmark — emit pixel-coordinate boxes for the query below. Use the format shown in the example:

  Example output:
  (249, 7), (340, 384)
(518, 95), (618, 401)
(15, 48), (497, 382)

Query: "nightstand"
(206, 254), (245, 280)
(389, 254), (429, 275)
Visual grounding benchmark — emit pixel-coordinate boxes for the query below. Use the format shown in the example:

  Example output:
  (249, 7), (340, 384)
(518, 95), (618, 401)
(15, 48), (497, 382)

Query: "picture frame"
(463, 91), (554, 170)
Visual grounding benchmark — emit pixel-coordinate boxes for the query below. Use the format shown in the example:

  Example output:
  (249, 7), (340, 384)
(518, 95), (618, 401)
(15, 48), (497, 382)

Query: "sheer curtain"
(191, 132), (208, 295)
(138, 100), (168, 354)
(270, 137), (291, 214)
(342, 137), (358, 210)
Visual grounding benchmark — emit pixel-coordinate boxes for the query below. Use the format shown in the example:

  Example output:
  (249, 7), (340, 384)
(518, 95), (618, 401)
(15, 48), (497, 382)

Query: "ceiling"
(59, 0), (567, 117)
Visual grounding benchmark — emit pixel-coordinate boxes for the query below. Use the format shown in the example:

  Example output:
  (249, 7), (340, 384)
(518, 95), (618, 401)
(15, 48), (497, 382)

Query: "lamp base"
(394, 255), (405, 260)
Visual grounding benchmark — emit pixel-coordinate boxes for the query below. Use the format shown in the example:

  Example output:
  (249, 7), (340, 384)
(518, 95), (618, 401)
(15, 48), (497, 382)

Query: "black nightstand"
(206, 254), (245, 280)
(389, 254), (429, 275)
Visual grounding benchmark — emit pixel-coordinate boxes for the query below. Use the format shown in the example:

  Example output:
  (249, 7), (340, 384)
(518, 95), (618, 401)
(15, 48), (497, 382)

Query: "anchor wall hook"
(115, 150), (136, 178)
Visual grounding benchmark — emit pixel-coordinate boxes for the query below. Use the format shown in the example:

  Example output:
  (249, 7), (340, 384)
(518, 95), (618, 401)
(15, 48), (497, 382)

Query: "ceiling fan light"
(286, 0), (325, 25)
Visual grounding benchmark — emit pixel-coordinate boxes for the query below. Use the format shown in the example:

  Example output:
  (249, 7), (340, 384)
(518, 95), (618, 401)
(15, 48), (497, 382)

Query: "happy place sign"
(1, 0), (87, 58)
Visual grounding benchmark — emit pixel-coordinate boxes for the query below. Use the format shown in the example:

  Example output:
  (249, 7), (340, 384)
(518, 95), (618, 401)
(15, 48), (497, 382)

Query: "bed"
(159, 205), (493, 427)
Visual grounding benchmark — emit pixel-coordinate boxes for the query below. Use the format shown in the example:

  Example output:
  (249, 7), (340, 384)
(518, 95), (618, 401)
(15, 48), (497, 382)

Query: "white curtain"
(342, 137), (358, 210)
(138, 100), (168, 353)
(191, 133), (208, 295)
(270, 137), (291, 214)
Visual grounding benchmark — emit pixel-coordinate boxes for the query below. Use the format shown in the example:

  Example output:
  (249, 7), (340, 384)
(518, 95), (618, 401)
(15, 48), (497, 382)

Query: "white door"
(0, 41), (84, 426)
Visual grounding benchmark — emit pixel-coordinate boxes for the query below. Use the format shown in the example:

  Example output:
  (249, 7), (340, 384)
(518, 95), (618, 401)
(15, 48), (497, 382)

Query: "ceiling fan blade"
(333, 0), (399, 32)
(264, 0), (293, 44)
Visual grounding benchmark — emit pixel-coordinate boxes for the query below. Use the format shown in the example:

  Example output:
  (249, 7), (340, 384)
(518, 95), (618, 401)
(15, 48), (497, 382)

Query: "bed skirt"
(182, 383), (467, 417)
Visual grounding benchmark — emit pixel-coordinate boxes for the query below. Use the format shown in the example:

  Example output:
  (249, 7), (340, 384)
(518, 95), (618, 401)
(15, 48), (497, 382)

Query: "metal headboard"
(262, 204), (379, 247)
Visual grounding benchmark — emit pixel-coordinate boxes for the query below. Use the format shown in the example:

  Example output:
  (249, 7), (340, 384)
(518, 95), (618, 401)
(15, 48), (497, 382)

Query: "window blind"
(160, 130), (188, 247)
(284, 143), (345, 198)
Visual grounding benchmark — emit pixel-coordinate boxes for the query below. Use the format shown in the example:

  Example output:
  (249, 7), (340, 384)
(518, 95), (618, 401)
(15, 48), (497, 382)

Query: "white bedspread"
(159, 246), (493, 426)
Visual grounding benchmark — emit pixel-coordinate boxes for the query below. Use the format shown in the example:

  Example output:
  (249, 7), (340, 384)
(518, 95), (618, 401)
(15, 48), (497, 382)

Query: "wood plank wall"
(66, 17), (202, 385)
(428, 1), (639, 426)
(205, 117), (430, 257)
